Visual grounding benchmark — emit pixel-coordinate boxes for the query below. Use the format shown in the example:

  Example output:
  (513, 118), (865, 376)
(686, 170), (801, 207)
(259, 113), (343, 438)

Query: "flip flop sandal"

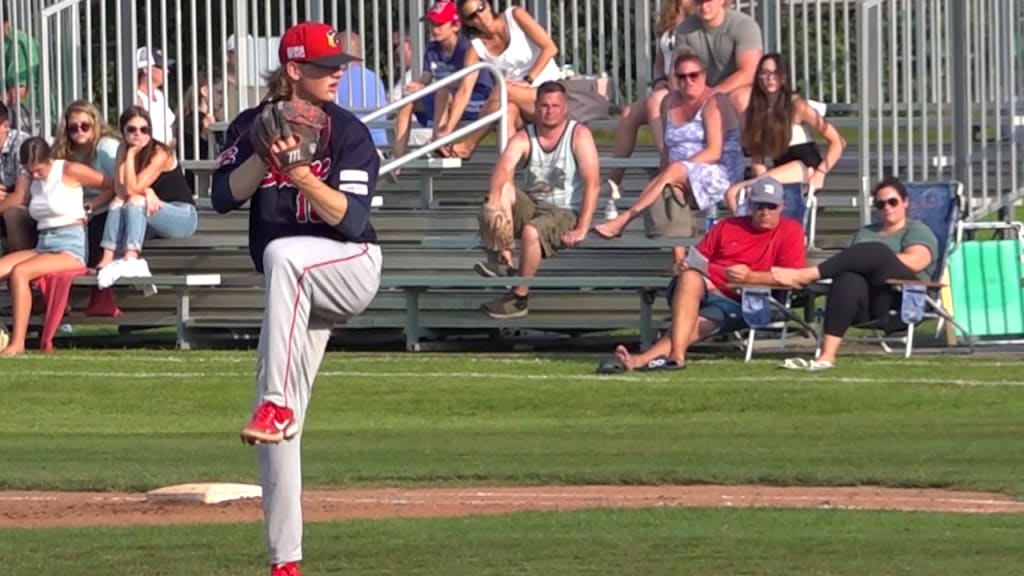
(780, 358), (835, 372)
(638, 355), (686, 371)
(596, 354), (627, 375)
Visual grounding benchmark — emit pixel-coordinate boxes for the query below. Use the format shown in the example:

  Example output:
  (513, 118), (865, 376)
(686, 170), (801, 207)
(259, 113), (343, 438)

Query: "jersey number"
(296, 194), (324, 223)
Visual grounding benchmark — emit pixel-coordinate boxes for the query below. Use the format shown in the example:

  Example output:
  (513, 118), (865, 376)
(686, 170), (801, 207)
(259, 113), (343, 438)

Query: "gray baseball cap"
(748, 176), (785, 206)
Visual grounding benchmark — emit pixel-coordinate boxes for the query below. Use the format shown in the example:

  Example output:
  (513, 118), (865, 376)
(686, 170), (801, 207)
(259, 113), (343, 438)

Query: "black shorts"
(775, 142), (822, 168)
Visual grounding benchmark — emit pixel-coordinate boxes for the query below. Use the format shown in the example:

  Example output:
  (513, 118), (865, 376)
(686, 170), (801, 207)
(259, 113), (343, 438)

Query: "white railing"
(359, 62), (508, 176)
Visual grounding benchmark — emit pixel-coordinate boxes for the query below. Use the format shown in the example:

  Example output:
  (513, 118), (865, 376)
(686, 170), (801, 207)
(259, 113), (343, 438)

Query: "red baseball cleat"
(241, 401), (298, 445)
(271, 562), (300, 576)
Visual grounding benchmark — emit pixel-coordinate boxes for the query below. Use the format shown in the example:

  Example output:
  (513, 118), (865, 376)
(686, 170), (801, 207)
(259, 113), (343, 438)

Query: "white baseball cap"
(136, 46), (174, 69)
(226, 33), (255, 52)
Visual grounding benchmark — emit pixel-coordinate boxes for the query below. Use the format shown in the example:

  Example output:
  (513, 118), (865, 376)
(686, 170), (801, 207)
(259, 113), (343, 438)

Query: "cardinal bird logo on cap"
(326, 31), (338, 47)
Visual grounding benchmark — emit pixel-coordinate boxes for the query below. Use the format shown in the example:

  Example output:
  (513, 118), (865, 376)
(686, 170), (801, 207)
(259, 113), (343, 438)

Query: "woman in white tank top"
(605, 1), (693, 193)
(434, 0), (560, 160)
(0, 137), (110, 357)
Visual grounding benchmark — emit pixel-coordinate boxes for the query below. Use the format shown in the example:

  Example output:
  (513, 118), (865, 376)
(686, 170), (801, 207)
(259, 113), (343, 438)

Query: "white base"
(146, 482), (263, 505)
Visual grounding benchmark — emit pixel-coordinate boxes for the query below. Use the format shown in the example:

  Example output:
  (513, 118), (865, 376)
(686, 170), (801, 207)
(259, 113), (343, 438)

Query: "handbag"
(643, 184), (695, 238)
(558, 76), (611, 124)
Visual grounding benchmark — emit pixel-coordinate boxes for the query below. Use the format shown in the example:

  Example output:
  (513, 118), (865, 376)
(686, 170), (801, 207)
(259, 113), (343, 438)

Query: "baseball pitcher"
(211, 22), (382, 576)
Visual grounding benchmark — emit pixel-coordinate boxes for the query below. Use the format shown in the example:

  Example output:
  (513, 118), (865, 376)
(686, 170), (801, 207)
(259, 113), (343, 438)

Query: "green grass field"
(2, 351), (1023, 574)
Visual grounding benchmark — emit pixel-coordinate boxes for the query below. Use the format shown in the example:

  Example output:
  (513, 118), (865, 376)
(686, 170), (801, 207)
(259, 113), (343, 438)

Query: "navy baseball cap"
(748, 176), (785, 206)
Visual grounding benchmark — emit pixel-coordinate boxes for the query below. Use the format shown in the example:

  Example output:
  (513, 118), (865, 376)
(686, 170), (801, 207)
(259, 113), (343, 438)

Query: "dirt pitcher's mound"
(2, 485), (1023, 529)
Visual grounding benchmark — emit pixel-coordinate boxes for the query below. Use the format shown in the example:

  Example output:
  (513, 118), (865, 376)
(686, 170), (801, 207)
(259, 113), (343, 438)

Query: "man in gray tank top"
(674, 0), (762, 113)
(475, 81), (600, 319)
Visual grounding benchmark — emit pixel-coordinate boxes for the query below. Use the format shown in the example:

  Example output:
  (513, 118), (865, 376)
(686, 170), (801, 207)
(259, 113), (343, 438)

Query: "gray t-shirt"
(0, 129), (29, 189)
(851, 219), (940, 280)
(675, 10), (763, 87)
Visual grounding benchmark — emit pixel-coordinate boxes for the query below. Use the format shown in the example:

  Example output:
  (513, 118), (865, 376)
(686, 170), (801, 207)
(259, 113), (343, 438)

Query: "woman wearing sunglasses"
(770, 177), (939, 371)
(53, 100), (122, 267)
(724, 53), (846, 215)
(595, 51), (744, 240)
(95, 106), (197, 269)
(433, 0), (561, 160)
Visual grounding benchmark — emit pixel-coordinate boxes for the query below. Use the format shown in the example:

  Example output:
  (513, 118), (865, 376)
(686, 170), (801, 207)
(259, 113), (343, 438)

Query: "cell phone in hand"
(685, 248), (710, 277)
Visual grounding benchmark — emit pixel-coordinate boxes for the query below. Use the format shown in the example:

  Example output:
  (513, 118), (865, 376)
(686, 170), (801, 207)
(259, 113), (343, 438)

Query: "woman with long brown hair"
(95, 106), (196, 269)
(606, 0), (694, 191)
(725, 53), (846, 215)
(52, 99), (121, 267)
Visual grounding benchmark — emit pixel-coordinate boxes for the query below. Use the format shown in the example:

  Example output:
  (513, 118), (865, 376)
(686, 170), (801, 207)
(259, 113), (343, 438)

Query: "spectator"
(607, 0), (694, 191)
(0, 137), (110, 357)
(675, 0), (762, 114)
(601, 176), (805, 371)
(389, 31), (415, 103)
(135, 46), (177, 148)
(434, 0), (561, 160)
(334, 31), (390, 147)
(475, 81), (599, 319)
(181, 74), (221, 188)
(52, 100), (121, 267)
(391, 1), (494, 162)
(725, 53), (846, 215)
(771, 177), (939, 371)
(0, 101), (32, 253)
(224, 34), (262, 121)
(1, 16), (41, 130)
(95, 107), (197, 271)
(595, 51), (744, 240)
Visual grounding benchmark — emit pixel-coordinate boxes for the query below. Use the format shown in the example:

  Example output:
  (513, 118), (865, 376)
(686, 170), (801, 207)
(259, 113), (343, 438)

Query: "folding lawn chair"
(945, 220), (1024, 345)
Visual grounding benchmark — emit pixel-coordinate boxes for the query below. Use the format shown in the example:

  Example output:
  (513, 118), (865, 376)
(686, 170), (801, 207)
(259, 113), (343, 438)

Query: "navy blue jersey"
(211, 101), (379, 273)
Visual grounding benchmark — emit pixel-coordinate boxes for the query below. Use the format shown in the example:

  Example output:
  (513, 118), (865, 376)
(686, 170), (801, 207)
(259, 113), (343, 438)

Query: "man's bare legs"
(615, 269), (717, 369)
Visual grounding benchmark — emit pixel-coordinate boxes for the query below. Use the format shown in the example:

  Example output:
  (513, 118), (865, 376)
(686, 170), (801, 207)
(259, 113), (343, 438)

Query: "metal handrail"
(358, 61), (508, 176)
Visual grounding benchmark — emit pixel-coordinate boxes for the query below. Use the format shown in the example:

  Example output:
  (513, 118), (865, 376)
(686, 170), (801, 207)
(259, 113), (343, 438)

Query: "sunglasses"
(675, 71), (703, 82)
(124, 125), (150, 135)
(874, 197), (900, 210)
(753, 202), (780, 211)
(66, 122), (93, 135)
(461, 2), (486, 20)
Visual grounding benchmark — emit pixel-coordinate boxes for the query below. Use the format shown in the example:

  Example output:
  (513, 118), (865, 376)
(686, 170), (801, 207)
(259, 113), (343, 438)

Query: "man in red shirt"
(606, 176), (806, 371)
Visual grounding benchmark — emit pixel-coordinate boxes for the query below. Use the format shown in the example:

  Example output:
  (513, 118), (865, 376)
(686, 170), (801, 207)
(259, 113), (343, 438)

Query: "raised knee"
(128, 195), (147, 206)
(9, 263), (30, 283)
(521, 224), (540, 242)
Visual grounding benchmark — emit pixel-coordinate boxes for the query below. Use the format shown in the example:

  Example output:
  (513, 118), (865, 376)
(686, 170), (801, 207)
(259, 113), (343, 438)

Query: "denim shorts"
(665, 275), (746, 333)
(37, 224), (87, 264)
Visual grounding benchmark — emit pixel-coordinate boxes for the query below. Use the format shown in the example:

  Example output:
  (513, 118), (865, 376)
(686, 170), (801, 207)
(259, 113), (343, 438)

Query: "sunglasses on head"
(675, 70), (703, 82)
(461, 2), (486, 20)
(66, 122), (92, 135)
(874, 197), (900, 210)
(125, 125), (150, 135)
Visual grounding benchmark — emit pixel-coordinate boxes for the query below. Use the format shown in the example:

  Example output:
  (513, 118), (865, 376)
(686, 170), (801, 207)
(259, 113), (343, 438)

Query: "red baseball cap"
(422, 1), (460, 25)
(279, 22), (360, 68)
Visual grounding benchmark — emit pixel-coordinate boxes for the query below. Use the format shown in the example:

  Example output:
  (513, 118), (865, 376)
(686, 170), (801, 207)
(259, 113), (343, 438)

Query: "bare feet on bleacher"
(593, 215), (627, 240)
(437, 143), (473, 161)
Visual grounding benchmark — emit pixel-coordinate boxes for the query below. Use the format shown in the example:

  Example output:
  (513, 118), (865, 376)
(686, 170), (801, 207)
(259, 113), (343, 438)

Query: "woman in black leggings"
(769, 177), (939, 369)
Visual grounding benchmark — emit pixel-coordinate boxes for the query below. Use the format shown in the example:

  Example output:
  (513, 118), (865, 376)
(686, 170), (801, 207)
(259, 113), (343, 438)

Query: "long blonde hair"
(53, 100), (121, 165)
(655, 0), (695, 36)
(261, 67), (293, 103)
